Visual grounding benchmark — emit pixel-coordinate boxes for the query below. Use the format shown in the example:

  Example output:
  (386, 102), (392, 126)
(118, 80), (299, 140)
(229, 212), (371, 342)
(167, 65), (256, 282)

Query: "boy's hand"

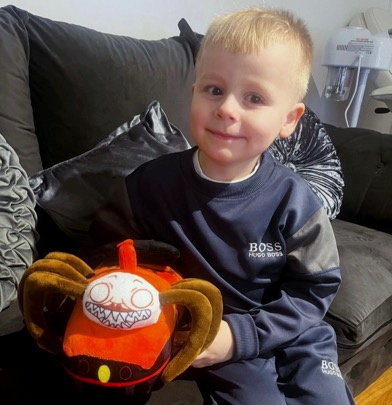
(191, 320), (234, 368)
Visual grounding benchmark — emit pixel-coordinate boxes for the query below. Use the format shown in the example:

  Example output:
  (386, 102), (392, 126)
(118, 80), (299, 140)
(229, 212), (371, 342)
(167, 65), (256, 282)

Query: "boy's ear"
(279, 103), (305, 139)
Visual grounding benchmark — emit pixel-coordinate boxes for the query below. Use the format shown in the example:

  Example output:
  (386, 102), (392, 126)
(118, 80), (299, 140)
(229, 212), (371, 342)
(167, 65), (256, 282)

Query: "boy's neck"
(196, 150), (261, 183)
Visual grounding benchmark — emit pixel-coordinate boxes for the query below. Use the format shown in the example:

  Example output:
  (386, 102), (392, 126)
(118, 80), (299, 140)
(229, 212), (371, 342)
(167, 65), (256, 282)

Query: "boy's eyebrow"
(243, 78), (274, 98)
(197, 73), (224, 82)
(196, 73), (275, 101)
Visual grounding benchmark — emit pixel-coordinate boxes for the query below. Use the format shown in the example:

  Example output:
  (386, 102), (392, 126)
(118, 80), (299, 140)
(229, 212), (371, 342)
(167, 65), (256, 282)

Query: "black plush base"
(0, 328), (203, 405)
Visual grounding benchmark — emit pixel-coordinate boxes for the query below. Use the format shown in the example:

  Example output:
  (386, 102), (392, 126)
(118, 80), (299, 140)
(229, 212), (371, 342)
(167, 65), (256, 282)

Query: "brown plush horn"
(45, 252), (94, 277)
(171, 279), (223, 352)
(18, 257), (91, 314)
(159, 288), (212, 382)
(19, 259), (89, 354)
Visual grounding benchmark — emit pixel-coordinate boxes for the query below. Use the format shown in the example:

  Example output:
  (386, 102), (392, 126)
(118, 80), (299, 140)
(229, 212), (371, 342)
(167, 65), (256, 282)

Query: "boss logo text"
(248, 242), (283, 258)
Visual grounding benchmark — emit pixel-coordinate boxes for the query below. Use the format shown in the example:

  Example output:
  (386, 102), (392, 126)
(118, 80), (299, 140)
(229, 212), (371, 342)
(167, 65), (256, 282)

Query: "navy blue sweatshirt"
(126, 147), (341, 361)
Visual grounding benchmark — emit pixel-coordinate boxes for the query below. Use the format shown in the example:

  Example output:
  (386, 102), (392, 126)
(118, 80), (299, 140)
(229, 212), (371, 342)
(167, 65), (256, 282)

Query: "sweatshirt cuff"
(223, 312), (259, 361)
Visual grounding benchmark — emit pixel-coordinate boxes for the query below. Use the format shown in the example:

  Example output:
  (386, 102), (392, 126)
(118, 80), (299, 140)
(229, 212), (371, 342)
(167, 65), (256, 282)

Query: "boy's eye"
(246, 94), (263, 105)
(206, 86), (223, 96)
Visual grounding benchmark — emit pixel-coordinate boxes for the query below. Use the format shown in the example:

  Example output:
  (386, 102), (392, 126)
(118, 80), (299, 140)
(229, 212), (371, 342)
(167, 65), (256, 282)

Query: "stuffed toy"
(18, 239), (222, 389)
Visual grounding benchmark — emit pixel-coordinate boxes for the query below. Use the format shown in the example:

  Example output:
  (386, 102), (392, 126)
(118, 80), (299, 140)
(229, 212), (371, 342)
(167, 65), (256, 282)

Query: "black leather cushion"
(326, 125), (392, 234)
(29, 101), (190, 244)
(0, 6), (42, 175)
(270, 108), (343, 219)
(15, 8), (196, 169)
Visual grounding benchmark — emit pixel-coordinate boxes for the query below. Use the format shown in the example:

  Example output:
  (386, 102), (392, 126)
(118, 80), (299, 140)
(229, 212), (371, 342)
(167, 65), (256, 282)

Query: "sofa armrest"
(325, 125), (392, 235)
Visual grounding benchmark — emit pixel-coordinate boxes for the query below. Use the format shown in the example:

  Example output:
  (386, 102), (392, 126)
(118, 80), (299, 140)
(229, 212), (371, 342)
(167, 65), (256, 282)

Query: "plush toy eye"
(89, 282), (111, 304)
(131, 289), (153, 308)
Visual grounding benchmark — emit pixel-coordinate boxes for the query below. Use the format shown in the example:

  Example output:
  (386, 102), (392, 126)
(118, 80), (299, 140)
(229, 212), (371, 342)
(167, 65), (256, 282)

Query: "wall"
(1, 0), (392, 131)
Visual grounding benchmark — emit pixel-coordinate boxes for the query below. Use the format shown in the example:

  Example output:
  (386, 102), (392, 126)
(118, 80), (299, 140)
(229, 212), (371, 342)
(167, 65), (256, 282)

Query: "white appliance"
(350, 8), (392, 128)
(323, 25), (392, 127)
(350, 7), (392, 106)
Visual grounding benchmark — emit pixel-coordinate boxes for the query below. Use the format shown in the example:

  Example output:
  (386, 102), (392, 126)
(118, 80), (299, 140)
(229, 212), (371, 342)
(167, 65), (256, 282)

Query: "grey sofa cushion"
(0, 134), (37, 333)
(326, 219), (392, 355)
(0, 6), (42, 175)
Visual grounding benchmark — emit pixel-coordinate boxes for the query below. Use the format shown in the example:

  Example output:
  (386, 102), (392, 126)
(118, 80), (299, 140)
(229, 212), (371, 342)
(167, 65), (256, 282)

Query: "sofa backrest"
(0, 6), (41, 176)
(326, 125), (392, 235)
(0, 5), (198, 172)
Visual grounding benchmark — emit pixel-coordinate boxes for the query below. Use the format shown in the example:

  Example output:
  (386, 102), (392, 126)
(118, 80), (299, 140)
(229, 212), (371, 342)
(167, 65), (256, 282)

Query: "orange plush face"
(83, 272), (162, 330)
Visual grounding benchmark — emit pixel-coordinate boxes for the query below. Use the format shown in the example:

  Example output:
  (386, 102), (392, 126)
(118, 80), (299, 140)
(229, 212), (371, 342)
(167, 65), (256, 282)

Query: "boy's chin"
(199, 152), (261, 179)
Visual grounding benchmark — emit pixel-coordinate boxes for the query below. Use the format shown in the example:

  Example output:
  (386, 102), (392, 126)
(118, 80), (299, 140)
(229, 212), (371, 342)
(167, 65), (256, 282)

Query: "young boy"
(124, 8), (355, 405)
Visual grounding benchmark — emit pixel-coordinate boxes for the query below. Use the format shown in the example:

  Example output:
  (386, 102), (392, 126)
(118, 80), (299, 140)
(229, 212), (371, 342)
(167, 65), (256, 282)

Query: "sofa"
(0, 5), (391, 403)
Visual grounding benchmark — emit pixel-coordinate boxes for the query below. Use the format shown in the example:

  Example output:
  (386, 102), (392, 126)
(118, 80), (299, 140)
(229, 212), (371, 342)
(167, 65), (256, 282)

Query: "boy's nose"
(214, 96), (240, 122)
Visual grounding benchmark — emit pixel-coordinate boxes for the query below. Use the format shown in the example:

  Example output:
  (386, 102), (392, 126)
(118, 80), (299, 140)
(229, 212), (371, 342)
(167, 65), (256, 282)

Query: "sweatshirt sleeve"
(224, 207), (341, 361)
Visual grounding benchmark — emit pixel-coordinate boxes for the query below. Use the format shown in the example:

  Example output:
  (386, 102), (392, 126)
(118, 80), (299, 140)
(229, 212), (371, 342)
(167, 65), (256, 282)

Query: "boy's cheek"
(190, 102), (205, 124)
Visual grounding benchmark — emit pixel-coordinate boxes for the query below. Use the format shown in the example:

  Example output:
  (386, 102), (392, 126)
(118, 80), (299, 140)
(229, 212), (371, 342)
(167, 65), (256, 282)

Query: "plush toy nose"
(117, 239), (137, 272)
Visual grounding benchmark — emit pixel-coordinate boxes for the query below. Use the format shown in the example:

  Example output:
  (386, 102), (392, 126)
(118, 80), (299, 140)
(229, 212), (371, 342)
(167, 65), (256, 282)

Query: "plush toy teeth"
(84, 302), (153, 328)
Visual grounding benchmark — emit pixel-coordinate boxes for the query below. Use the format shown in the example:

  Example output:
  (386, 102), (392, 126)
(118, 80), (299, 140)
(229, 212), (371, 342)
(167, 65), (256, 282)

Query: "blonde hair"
(197, 8), (313, 100)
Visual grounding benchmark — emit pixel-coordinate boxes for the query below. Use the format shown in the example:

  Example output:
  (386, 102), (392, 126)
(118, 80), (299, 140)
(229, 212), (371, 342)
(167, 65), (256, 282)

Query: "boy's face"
(190, 43), (305, 181)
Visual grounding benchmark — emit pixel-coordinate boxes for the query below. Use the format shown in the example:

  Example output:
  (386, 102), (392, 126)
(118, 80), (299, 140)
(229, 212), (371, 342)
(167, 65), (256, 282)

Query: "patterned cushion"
(269, 107), (344, 219)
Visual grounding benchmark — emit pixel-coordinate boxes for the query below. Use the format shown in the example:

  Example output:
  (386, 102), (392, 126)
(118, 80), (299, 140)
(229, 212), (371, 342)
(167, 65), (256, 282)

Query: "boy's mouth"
(207, 129), (242, 140)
